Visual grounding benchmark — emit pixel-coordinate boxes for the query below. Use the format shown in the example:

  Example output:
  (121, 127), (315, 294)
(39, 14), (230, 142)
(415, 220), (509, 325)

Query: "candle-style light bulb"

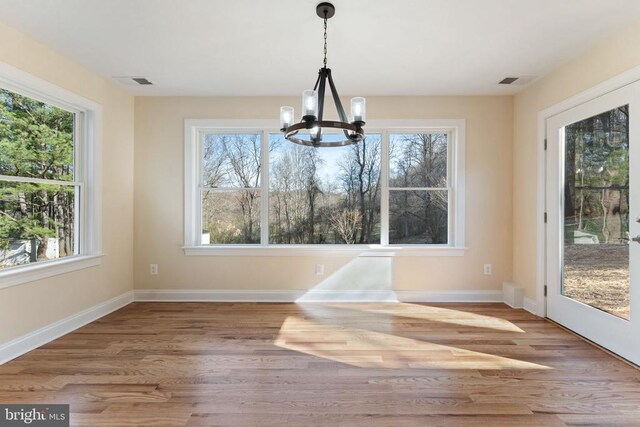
(350, 97), (366, 123)
(310, 126), (319, 139)
(280, 106), (294, 130)
(302, 90), (319, 119)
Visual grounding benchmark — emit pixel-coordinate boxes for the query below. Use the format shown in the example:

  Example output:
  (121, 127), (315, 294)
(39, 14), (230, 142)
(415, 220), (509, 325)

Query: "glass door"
(546, 81), (639, 365)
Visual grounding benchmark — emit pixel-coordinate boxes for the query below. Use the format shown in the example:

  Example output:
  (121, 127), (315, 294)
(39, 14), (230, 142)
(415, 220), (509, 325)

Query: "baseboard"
(299, 290), (401, 302)
(134, 289), (304, 302)
(0, 291), (133, 365)
(523, 297), (539, 316)
(134, 289), (504, 303)
(396, 290), (503, 303)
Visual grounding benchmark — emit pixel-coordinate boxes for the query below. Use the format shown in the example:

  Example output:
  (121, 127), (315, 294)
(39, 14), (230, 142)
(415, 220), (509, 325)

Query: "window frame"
(385, 130), (454, 246)
(0, 61), (103, 289)
(184, 119), (465, 256)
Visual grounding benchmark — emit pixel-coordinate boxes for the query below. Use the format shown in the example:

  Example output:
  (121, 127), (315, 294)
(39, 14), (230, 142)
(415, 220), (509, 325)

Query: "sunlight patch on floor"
(275, 316), (550, 370)
(332, 302), (525, 333)
(298, 302), (525, 334)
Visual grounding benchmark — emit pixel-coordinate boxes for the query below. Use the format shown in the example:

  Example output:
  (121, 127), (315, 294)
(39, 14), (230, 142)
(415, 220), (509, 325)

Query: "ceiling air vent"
(112, 76), (154, 86)
(499, 77), (519, 85)
(498, 76), (537, 86)
(132, 77), (153, 85)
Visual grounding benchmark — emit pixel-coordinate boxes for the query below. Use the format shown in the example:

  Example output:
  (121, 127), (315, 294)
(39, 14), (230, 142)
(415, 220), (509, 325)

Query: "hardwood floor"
(1, 302), (639, 426)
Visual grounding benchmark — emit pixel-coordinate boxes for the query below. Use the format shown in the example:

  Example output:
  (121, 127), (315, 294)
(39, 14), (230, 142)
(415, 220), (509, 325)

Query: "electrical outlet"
(483, 264), (492, 275)
(150, 264), (158, 275)
(315, 264), (325, 275)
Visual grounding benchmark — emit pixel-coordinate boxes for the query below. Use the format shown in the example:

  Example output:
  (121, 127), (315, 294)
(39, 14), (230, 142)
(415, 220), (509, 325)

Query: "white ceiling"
(1, 0), (639, 96)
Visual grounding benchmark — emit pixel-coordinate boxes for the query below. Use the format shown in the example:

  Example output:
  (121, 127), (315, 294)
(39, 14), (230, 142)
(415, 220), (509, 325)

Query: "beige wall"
(134, 96), (513, 292)
(0, 22), (135, 344)
(513, 19), (640, 300)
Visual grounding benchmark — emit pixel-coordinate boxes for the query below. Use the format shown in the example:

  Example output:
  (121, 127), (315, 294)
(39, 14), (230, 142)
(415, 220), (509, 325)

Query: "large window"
(269, 133), (382, 244)
(388, 133), (450, 244)
(185, 120), (465, 253)
(0, 70), (101, 285)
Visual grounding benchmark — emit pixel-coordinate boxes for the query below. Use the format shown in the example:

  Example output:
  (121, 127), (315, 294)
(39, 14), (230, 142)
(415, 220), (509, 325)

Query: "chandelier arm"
(317, 69), (327, 122)
(315, 70), (328, 143)
(326, 69), (351, 139)
(312, 71), (322, 92)
(326, 69), (347, 123)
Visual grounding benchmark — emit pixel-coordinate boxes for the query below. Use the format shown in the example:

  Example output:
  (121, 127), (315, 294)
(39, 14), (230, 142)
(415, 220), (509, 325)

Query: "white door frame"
(536, 64), (640, 318)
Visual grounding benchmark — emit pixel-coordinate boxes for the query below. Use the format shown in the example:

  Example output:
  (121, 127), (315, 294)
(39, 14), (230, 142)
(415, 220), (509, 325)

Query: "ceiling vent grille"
(112, 76), (153, 86)
(499, 76), (537, 86)
(499, 77), (518, 84)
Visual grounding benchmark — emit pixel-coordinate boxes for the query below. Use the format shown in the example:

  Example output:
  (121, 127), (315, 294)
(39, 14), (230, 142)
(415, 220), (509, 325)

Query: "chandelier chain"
(323, 16), (328, 68)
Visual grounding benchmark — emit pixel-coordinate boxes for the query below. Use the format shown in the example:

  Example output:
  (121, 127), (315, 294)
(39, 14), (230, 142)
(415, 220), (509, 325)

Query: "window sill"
(183, 245), (467, 257)
(0, 255), (103, 290)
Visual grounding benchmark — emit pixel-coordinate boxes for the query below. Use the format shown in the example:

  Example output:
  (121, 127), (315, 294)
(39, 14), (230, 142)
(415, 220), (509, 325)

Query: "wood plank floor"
(1, 302), (639, 426)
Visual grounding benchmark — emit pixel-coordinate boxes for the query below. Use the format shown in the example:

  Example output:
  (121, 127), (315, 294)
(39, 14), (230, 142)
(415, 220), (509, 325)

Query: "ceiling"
(1, 0), (639, 96)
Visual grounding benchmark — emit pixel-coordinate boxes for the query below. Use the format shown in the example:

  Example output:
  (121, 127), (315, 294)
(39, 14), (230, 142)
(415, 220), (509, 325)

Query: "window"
(0, 88), (78, 269)
(184, 120), (465, 255)
(269, 133), (382, 244)
(201, 132), (262, 244)
(388, 133), (450, 244)
(0, 66), (102, 287)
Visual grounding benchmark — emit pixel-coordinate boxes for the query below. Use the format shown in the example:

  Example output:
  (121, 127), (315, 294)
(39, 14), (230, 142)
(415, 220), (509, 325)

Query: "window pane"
(389, 190), (448, 244)
(268, 133), (381, 244)
(0, 88), (75, 181)
(563, 105), (629, 319)
(202, 189), (260, 244)
(389, 133), (447, 188)
(202, 133), (261, 188)
(0, 181), (76, 270)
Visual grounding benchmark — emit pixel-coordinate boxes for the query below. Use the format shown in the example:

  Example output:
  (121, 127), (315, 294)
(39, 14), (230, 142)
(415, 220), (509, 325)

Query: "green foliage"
(0, 89), (74, 180)
(0, 88), (75, 264)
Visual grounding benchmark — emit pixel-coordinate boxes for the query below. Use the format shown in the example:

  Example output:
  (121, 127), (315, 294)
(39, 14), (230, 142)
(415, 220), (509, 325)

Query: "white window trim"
(0, 60), (103, 289)
(184, 119), (465, 256)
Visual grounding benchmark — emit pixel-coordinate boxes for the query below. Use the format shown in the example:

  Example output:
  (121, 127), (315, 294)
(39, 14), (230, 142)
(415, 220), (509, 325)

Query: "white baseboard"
(134, 289), (504, 303)
(523, 297), (539, 316)
(299, 290), (402, 302)
(0, 291), (133, 365)
(134, 289), (303, 302)
(396, 290), (503, 303)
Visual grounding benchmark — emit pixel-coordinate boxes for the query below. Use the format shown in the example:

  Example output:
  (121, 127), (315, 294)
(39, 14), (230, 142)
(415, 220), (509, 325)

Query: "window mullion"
(75, 112), (84, 255)
(448, 129), (456, 246)
(195, 131), (204, 247)
(381, 130), (389, 246)
(260, 130), (269, 246)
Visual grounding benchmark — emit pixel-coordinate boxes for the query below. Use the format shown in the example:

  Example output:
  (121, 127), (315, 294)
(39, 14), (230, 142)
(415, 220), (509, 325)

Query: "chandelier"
(279, 2), (366, 148)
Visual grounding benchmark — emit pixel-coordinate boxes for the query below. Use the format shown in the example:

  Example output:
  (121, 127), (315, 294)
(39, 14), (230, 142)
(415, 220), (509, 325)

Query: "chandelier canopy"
(279, 2), (366, 148)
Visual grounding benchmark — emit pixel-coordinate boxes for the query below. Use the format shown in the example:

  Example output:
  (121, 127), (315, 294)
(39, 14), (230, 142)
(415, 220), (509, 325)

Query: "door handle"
(633, 236), (640, 244)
